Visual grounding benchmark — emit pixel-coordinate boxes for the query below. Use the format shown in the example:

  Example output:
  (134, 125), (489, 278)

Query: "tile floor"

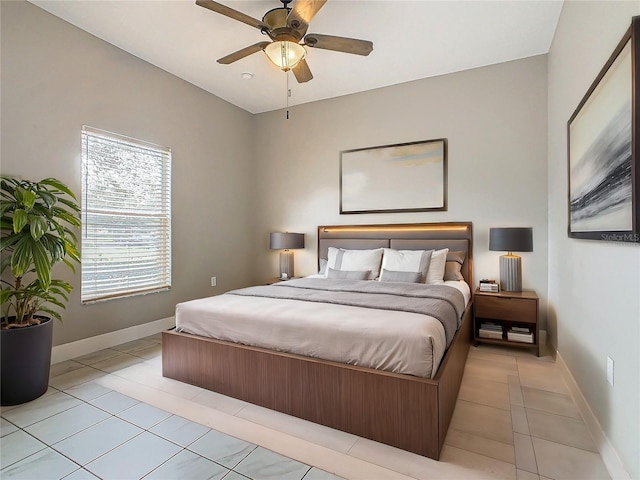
(1, 334), (611, 480)
(0, 335), (337, 480)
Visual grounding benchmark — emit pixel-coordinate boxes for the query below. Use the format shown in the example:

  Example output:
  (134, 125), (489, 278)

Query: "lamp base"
(500, 255), (522, 292)
(279, 250), (294, 280)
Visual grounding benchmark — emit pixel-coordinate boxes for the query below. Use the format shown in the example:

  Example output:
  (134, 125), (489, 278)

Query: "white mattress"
(175, 280), (470, 379)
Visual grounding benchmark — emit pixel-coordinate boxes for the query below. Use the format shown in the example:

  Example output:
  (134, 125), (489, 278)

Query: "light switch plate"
(606, 356), (614, 386)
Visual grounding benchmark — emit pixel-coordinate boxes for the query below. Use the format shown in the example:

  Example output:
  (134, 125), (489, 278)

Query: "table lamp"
(489, 227), (533, 292)
(270, 232), (304, 280)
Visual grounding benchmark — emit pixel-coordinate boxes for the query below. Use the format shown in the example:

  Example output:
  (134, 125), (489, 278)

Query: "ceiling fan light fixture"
(264, 41), (306, 71)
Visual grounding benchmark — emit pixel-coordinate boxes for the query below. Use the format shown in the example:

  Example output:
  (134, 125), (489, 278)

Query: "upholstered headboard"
(317, 222), (473, 287)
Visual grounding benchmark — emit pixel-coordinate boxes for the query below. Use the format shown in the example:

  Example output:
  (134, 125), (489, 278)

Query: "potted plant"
(1, 176), (80, 405)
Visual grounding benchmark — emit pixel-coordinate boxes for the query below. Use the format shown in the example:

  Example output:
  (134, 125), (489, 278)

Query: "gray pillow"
(444, 251), (466, 281)
(326, 268), (371, 280)
(379, 269), (423, 283)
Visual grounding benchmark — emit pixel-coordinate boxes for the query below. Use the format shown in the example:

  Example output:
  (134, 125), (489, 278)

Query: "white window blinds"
(81, 126), (172, 303)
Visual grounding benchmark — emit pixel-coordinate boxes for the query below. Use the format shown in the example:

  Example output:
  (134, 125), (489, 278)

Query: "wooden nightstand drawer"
(473, 289), (540, 355)
(475, 296), (537, 323)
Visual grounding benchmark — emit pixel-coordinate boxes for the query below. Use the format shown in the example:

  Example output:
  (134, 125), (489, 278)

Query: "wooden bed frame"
(162, 222), (473, 460)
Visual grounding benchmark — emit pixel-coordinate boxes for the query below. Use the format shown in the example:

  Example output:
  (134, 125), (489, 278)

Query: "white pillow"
(425, 248), (449, 284)
(318, 258), (328, 275)
(325, 247), (383, 280)
(379, 248), (433, 283)
(326, 248), (339, 273)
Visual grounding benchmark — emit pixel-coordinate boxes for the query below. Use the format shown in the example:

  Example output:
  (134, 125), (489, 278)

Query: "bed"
(162, 222), (474, 460)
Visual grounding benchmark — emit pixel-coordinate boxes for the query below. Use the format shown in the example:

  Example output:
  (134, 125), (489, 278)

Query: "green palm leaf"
(15, 184), (37, 210)
(11, 235), (33, 278)
(57, 197), (81, 213)
(40, 178), (77, 200)
(30, 239), (51, 289)
(0, 233), (20, 252)
(12, 209), (28, 233)
(28, 215), (48, 241)
(37, 191), (56, 208)
(38, 307), (62, 322)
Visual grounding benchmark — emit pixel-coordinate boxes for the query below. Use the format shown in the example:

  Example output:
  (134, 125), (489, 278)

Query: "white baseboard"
(51, 316), (175, 364)
(556, 352), (630, 480)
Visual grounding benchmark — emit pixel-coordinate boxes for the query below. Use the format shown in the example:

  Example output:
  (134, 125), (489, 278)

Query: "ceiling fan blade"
(292, 58), (313, 83)
(287, 0), (327, 32)
(196, 0), (268, 31)
(217, 42), (270, 65)
(304, 33), (373, 56)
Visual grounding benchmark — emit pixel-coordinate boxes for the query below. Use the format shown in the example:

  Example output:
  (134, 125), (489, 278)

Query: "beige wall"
(252, 56), (550, 327)
(1, 1), (256, 345)
(547, 2), (640, 477)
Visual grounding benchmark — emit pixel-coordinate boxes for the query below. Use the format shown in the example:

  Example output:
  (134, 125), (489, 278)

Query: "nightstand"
(473, 289), (540, 356)
(266, 277), (299, 285)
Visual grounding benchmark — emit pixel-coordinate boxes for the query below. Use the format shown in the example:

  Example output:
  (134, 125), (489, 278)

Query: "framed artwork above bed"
(340, 139), (448, 214)
(567, 15), (639, 243)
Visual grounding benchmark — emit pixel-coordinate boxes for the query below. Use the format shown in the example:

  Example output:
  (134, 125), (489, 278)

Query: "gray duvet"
(230, 278), (465, 345)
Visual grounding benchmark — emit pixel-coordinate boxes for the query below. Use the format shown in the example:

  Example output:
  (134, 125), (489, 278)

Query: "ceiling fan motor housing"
(262, 7), (303, 42)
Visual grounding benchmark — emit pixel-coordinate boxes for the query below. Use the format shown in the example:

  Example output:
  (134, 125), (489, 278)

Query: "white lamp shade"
(264, 41), (306, 71)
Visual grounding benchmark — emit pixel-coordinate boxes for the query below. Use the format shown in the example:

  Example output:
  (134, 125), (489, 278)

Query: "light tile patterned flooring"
(1, 334), (611, 480)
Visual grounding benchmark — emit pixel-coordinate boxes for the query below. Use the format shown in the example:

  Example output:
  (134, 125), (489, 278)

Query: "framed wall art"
(567, 16), (639, 242)
(340, 138), (447, 214)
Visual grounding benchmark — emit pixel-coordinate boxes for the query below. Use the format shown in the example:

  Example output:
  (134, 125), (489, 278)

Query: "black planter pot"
(1, 317), (53, 406)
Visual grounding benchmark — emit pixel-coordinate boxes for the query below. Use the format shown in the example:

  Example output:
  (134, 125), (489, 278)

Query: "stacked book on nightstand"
(479, 279), (499, 293)
(478, 322), (503, 339)
(507, 326), (534, 343)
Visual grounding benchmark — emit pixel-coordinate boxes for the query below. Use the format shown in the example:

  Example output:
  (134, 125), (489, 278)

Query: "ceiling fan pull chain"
(286, 70), (290, 120)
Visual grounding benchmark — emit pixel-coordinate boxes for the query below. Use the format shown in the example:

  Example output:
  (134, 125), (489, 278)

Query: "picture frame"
(340, 138), (447, 214)
(567, 16), (639, 243)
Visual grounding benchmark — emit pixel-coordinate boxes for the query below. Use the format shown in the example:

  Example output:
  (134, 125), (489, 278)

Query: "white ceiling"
(29, 0), (563, 114)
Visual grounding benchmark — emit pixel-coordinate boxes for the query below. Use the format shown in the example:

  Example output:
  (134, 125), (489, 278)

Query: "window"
(81, 126), (171, 303)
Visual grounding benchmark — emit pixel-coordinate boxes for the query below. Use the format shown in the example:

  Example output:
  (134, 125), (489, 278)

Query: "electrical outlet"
(607, 356), (614, 386)
(210, 276), (217, 287)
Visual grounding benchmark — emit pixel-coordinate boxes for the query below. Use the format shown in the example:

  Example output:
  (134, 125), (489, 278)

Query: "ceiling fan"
(195, 0), (374, 83)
